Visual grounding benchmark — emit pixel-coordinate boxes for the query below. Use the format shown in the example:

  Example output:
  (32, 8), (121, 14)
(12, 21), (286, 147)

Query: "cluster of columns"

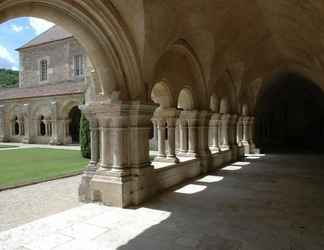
(79, 101), (156, 207)
(152, 117), (179, 163)
(78, 101), (257, 207)
(11, 116), (25, 136)
(152, 110), (257, 161)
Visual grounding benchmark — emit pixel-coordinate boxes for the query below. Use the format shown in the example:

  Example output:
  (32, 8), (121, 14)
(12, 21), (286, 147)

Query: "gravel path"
(0, 175), (82, 232)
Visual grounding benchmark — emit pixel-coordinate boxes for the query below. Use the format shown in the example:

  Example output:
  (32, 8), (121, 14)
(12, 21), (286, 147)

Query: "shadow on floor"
(116, 154), (324, 250)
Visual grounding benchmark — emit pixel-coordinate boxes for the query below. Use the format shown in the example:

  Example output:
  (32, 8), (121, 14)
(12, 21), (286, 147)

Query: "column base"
(49, 137), (62, 145)
(249, 142), (256, 154)
(22, 137), (31, 144)
(242, 141), (250, 154)
(0, 136), (8, 142)
(78, 162), (98, 202)
(220, 145), (230, 151)
(177, 152), (198, 158)
(154, 156), (179, 163)
(229, 145), (239, 161)
(209, 146), (221, 153)
(81, 166), (156, 208)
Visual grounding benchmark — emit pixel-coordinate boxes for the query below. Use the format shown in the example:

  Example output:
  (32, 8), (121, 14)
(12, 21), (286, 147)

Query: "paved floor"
(0, 175), (82, 232)
(1, 154), (324, 250)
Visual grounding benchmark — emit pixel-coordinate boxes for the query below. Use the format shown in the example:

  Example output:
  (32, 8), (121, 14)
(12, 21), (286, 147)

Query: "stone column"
(154, 119), (167, 161)
(209, 113), (221, 152)
(229, 115), (238, 148)
(188, 118), (198, 157)
(79, 101), (156, 207)
(166, 118), (179, 163)
(22, 104), (32, 144)
(242, 116), (250, 154)
(236, 116), (243, 147)
(150, 119), (158, 151)
(0, 105), (6, 142)
(197, 111), (211, 173)
(249, 116), (256, 153)
(88, 119), (100, 168)
(178, 118), (188, 154)
(220, 114), (230, 151)
(175, 119), (180, 152)
(79, 112), (100, 201)
(197, 111), (211, 157)
(18, 117), (23, 137)
(98, 120), (109, 169)
(49, 101), (61, 145)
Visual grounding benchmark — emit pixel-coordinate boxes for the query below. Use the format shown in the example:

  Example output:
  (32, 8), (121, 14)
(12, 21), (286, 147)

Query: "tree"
(79, 97), (91, 159)
(0, 68), (19, 88)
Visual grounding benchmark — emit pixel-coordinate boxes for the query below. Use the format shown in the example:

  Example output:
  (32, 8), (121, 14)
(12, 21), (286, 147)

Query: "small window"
(40, 116), (46, 136)
(74, 55), (84, 76)
(40, 59), (48, 81)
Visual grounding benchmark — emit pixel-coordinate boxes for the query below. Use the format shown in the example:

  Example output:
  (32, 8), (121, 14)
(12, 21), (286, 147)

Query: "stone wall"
(0, 94), (83, 144)
(19, 38), (86, 88)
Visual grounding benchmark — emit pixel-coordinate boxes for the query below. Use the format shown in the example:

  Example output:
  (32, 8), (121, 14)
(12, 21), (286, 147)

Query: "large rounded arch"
(150, 81), (173, 109)
(60, 100), (81, 119)
(0, 0), (144, 101)
(177, 88), (195, 111)
(153, 39), (208, 109)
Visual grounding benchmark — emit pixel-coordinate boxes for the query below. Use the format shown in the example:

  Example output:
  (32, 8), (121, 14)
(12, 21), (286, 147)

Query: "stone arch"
(212, 71), (237, 114)
(150, 81), (173, 109)
(153, 39), (208, 109)
(60, 100), (81, 119)
(177, 88), (195, 111)
(0, 0), (144, 101)
(32, 105), (52, 120)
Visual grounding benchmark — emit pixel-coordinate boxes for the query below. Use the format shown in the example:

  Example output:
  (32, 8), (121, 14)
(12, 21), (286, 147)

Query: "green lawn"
(0, 148), (88, 189)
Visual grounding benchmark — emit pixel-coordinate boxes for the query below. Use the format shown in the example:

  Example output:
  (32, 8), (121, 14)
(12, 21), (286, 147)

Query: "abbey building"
(0, 26), (86, 145)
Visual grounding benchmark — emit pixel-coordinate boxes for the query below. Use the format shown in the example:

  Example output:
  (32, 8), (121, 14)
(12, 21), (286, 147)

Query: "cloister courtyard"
(0, 143), (86, 190)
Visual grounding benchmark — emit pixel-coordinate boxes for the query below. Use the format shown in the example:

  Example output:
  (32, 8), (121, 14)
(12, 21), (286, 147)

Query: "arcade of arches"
(0, 1), (324, 208)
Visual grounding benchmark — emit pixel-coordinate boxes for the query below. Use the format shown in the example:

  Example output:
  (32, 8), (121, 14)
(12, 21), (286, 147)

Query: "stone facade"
(0, 26), (87, 145)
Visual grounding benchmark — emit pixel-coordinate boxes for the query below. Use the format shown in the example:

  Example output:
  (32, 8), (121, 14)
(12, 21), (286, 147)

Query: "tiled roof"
(17, 26), (73, 50)
(0, 82), (85, 101)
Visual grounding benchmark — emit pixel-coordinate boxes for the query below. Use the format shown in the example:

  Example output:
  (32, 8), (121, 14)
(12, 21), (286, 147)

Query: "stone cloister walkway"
(1, 154), (324, 250)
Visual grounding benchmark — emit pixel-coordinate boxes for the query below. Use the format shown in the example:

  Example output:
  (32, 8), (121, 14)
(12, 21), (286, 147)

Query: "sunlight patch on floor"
(196, 175), (224, 183)
(221, 166), (242, 171)
(232, 161), (250, 166)
(174, 184), (207, 194)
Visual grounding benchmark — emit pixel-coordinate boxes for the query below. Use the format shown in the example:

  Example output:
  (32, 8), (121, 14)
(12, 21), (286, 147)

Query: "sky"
(0, 17), (54, 71)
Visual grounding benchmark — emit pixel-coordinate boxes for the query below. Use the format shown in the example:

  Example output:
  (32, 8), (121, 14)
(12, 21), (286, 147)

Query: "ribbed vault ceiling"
(137, 0), (324, 98)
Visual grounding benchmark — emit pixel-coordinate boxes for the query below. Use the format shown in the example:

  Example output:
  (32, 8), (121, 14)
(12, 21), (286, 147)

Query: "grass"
(0, 148), (88, 189)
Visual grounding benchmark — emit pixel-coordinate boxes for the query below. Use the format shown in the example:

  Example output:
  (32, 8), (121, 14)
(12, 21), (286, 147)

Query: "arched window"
(40, 59), (48, 81)
(40, 116), (46, 136)
(74, 55), (84, 76)
(14, 116), (19, 136)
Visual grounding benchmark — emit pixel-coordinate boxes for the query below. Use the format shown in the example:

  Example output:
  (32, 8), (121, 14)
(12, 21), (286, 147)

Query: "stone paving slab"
(0, 176), (82, 232)
(1, 154), (324, 249)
